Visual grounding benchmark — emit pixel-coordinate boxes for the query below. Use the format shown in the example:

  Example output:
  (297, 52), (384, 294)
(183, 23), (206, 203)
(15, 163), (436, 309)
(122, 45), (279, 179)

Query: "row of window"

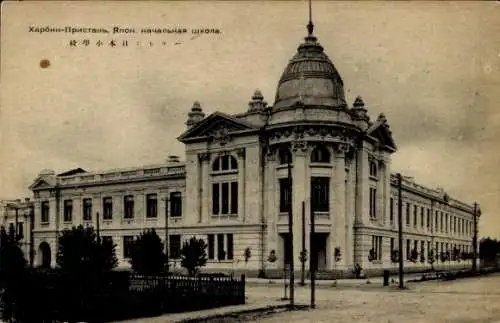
(371, 236), (473, 261)
(40, 192), (182, 224)
(279, 177), (330, 213)
(388, 198), (473, 236)
(122, 233), (234, 261)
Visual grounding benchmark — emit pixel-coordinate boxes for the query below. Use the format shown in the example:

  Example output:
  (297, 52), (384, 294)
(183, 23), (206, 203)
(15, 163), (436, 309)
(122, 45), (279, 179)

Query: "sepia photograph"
(1, 1), (500, 322)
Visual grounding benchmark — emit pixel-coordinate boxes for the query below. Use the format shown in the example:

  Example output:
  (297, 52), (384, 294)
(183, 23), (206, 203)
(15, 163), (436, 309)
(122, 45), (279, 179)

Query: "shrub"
(130, 229), (166, 275)
(180, 237), (207, 276)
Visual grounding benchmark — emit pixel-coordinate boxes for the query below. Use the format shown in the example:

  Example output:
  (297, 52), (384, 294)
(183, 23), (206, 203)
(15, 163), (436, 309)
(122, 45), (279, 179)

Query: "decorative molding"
(210, 124), (232, 146)
(198, 152), (211, 162)
(236, 148), (246, 158)
(291, 140), (307, 155)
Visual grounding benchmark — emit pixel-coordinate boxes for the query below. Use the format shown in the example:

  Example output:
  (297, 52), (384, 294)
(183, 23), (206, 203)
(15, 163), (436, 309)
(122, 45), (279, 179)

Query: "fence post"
(241, 274), (246, 304)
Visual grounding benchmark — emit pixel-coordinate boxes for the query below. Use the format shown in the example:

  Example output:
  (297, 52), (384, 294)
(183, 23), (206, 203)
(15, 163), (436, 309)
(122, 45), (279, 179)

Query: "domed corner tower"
(269, 20), (351, 126)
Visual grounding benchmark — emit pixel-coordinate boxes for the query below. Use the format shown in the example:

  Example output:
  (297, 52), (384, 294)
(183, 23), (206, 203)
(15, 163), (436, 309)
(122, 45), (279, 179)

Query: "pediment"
(29, 177), (56, 190)
(178, 112), (259, 143)
(367, 119), (397, 152)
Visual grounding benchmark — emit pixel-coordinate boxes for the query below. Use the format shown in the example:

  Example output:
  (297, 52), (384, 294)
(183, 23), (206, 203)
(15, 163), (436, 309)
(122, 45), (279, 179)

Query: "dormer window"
(279, 148), (293, 165)
(369, 160), (378, 178)
(311, 145), (330, 163)
(212, 155), (238, 172)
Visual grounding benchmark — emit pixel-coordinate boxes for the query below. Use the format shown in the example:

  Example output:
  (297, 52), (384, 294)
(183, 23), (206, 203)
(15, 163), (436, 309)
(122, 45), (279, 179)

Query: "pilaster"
(344, 151), (355, 268)
(332, 143), (347, 270)
(292, 141), (307, 270)
(198, 152), (211, 224)
(236, 148), (246, 222)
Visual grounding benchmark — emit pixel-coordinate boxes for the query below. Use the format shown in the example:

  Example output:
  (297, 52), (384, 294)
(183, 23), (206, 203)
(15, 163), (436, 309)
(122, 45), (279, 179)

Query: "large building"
(20, 19), (480, 276)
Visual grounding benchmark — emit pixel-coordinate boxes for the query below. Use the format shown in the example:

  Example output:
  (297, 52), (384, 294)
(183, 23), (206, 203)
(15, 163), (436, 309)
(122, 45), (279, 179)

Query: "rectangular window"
(435, 211), (439, 231)
(369, 187), (377, 218)
(169, 235), (181, 259)
(390, 237), (395, 253)
(123, 236), (134, 258)
(426, 209), (430, 230)
(311, 177), (330, 213)
(103, 197), (113, 220)
(413, 205), (417, 227)
(221, 182), (229, 214)
(406, 239), (410, 260)
(83, 198), (92, 221)
(440, 212), (443, 233)
(279, 178), (292, 213)
(420, 207), (424, 228)
(124, 195), (134, 219)
(226, 234), (234, 260)
(170, 192), (182, 217)
(146, 194), (158, 218)
(217, 233), (225, 260)
(17, 222), (24, 239)
(41, 201), (50, 223)
(454, 217), (457, 234)
(208, 234), (215, 260)
(405, 203), (410, 226)
(230, 182), (238, 214)
(427, 241), (431, 255)
(371, 236), (382, 261)
(63, 200), (73, 222)
(212, 183), (220, 215)
(389, 198), (394, 224)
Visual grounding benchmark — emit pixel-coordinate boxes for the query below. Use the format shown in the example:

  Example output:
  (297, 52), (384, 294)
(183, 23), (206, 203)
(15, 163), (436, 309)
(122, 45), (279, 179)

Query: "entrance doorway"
(311, 233), (328, 271)
(38, 242), (51, 268)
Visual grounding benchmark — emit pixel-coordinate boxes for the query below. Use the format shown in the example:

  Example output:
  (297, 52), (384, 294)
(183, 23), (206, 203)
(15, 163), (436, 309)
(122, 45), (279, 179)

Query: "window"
(83, 198), (92, 221)
(444, 213), (448, 233)
(279, 148), (292, 165)
(311, 177), (330, 213)
(413, 205), (417, 227)
(369, 160), (378, 177)
(369, 187), (377, 218)
(440, 212), (443, 233)
(170, 192), (182, 217)
(169, 235), (181, 259)
(390, 237), (395, 253)
(426, 209), (431, 230)
(405, 203), (410, 226)
(212, 155), (238, 171)
(420, 207), (424, 228)
(124, 195), (134, 219)
(427, 241), (431, 255)
(103, 197), (113, 220)
(435, 211), (439, 231)
(406, 239), (410, 260)
(311, 146), (330, 163)
(17, 222), (24, 240)
(41, 201), (49, 223)
(212, 182), (238, 215)
(454, 217), (457, 234)
(217, 234), (225, 260)
(208, 234), (215, 260)
(123, 236), (134, 258)
(371, 236), (382, 261)
(226, 234), (234, 260)
(63, 200), (73, 222)
(146, 194), (158, 218)
(389, 198), (394, 224)
(279, 178), (292, 213)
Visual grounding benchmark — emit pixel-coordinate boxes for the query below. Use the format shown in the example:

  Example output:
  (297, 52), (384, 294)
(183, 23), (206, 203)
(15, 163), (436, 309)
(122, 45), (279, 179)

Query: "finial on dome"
(353, 96), (365, 108)
(307, 0), (314, 36)
(186, 101), (205, 128)
(248, 89), (267, 112)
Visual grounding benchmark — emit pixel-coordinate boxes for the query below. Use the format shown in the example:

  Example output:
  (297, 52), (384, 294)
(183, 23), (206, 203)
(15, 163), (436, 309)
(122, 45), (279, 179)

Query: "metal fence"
(1, 270), (246, 322)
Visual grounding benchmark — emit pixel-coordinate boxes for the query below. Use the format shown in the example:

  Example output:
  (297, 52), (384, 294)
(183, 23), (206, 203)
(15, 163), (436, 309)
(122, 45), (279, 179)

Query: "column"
(236, 148), (246, 222)
(331, 144), (346, 270)
(198, 153), (211, 224)
(291, 141), (307, 274)
(354, 143), (370, 265)
(344, 152), (354, 268)
(264, 151), (277, 269)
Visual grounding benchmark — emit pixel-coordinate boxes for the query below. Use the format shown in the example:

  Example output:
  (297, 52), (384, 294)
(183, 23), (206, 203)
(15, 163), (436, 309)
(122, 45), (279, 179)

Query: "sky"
(1, 1), (499, 238)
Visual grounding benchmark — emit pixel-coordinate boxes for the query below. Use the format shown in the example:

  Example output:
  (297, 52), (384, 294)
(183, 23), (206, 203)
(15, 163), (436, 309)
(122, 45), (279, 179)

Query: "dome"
(273, 28), (347, 111)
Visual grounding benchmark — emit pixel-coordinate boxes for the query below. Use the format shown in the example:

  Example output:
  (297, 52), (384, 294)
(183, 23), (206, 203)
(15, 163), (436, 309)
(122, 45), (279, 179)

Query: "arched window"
(278, 148), (292, 165)
(369, 160), (377, 177)
(212, 155), (238, 172)
(311, 146), (330, 163)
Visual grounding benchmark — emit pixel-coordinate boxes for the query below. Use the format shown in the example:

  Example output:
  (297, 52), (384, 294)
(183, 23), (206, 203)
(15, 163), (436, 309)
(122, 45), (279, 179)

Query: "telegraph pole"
(397, 173), (404, 289)
(472, 202), (478, 273)
(96, 212), (100, 243)
(165, 197), (170, 275)
(309, 184), (316, 309)
(287, 160), (294, 307)
(301, 201), (306, 286)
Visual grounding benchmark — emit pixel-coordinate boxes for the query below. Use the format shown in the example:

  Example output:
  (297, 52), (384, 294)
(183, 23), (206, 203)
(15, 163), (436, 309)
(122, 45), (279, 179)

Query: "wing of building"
(22, 19), (481, 277)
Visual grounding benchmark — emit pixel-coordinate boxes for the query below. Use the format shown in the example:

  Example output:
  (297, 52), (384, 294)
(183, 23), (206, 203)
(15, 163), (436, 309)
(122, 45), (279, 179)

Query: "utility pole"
(301, 201), (306, 286)
(472, 202), (478, 273)
(309, 183), (316, 309)
(287, 160), (294, 307)
(96, 212), (100, 244)
(165, 197), (170, 275)
(397, 173), (404, 289)
(14, 205), (19, 240)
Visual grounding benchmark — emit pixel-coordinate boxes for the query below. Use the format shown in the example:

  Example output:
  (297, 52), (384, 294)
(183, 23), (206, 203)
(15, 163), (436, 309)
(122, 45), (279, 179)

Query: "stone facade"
(23, 21), (481, 275)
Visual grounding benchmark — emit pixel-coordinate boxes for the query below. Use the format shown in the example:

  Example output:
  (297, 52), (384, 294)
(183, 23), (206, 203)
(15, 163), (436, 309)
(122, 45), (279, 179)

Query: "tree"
(130, 229), (166, 275)
(0, 225), (27, 275)
(480, 238), (500, 262)
(180, 237), (207, 276)
(56, 225), (117, 273)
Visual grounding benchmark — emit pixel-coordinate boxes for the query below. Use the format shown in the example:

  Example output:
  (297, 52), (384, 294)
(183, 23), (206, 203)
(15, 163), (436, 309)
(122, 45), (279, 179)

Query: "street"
(244, 274), (500, 322)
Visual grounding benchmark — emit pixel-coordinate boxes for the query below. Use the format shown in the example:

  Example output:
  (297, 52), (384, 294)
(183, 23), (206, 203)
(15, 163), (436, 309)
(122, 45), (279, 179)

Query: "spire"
(307, 0), (314, 36)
